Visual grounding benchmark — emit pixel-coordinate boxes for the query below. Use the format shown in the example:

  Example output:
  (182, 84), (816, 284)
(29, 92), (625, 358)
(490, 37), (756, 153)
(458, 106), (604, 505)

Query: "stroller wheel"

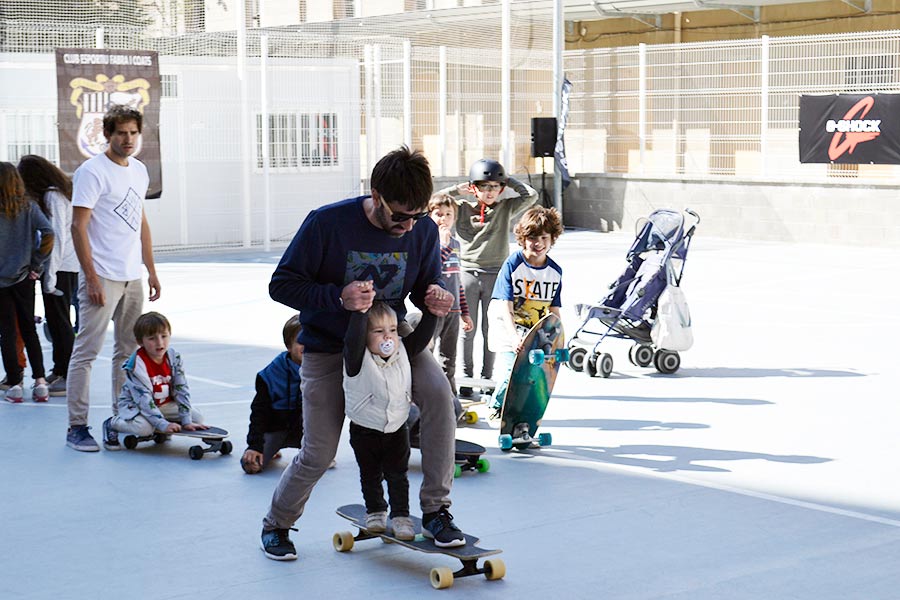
(598, 353), (613, 378)
(567, 347), (587, 372)
(586, 353), (598, 377)
(632, 344), (654, 368)
(654, 350), (681, 374)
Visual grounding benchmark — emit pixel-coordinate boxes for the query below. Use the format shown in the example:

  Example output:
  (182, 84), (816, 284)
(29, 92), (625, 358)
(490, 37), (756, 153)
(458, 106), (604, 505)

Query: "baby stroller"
(568, 208), (700, 377)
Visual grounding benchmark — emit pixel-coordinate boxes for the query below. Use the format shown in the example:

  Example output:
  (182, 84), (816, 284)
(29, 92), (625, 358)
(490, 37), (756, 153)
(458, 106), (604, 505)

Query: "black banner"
(55, 48), (162, 197)
(799, 93), (900, 165)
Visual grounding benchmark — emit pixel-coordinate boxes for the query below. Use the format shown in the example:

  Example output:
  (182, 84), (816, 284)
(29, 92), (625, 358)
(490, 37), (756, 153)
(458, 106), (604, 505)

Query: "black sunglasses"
(381, 199), (429, 222)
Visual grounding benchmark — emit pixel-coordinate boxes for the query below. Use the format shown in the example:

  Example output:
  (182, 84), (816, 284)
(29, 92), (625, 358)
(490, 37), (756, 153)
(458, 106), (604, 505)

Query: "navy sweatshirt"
(270, 196), (443, 353)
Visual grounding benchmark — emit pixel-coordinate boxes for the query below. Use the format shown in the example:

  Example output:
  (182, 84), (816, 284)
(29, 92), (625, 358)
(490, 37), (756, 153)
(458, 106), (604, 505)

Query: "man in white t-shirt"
(66, 105), (161, 452)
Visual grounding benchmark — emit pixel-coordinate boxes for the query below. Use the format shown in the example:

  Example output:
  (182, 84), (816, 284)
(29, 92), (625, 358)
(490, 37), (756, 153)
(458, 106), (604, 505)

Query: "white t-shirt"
(487, 250), (563, 353)
(72, 153), (149, 281)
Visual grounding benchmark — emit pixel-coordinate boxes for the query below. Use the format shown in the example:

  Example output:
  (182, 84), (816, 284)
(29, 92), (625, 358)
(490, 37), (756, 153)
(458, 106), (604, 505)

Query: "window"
(301, 113), (339, 167)
(161, 74), (179, 98)
(3, 113), (58, 165)
(255, 111), (339, 170)
(255, 113), (298, 169)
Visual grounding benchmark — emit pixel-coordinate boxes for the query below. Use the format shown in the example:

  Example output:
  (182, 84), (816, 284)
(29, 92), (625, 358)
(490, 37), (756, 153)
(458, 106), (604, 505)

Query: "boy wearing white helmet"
(436, 159), (537, 398)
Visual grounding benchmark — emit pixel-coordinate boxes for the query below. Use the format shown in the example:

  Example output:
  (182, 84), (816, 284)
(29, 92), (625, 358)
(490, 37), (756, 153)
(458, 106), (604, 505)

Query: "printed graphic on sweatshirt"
(115, 187), (142, 231)
(345, 250), (407, 302)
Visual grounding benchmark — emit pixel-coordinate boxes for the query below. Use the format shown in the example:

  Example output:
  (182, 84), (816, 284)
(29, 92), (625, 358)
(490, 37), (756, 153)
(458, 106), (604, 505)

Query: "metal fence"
(563, 29), (900, 182)
(4, 1), (899, 250)
(0, 0), (554, 250)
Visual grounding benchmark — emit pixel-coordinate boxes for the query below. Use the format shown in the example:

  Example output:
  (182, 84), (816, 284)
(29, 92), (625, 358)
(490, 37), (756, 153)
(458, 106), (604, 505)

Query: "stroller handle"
(684, 208), (700, 237)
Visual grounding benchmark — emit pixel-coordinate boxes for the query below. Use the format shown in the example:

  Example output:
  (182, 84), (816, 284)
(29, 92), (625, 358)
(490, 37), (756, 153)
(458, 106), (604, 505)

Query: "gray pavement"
(2, 229), (899, 599)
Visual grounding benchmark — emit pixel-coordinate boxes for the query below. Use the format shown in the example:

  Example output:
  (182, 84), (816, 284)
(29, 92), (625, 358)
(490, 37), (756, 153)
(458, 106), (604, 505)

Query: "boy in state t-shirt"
(486, 207), (564, 415)
(102, 312), (206, 450)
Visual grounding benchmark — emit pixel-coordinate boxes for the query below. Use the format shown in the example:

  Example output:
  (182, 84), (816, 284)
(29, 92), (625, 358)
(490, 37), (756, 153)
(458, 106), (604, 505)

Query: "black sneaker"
(459, 386), (475, 399)
(261, 527), (298, 561)
(102, 417), (121, 451)
(422, 507), (465, 548)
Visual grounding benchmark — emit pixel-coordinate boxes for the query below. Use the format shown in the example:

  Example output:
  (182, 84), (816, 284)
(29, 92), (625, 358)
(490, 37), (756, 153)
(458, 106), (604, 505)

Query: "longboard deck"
(122, 425), (232, 460)
(335, 504), (499, 560)
(334, 504), (505, 589)
(499, 313), (565, 449)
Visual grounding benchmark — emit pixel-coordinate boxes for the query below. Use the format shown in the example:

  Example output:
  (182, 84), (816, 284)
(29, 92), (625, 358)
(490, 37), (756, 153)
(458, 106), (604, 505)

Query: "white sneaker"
(365, 511), (388, 533)
(392, 516), (415, 541)
(5, 384), (24, 403)
(32, 382), (49, 403)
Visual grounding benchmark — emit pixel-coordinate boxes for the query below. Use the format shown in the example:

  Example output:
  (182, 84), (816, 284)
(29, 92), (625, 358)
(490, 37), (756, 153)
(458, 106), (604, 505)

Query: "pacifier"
(379, 339), (396, 356)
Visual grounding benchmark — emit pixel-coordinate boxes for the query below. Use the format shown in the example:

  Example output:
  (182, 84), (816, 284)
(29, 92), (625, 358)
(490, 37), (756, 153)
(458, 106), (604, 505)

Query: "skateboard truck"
(499, 422), (552, 451)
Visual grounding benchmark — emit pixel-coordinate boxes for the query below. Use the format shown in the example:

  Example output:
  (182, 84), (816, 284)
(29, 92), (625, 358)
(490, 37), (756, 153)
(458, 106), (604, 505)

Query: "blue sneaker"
(261, 528), (298, 561)
(102, 417), (121, 451)
(422, 507), (465, 548)
(66, 425), (99, 452)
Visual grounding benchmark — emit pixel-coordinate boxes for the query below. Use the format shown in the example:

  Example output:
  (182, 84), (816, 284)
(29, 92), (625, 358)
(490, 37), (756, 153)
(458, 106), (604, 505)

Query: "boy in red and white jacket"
(102, 312), (206, 450)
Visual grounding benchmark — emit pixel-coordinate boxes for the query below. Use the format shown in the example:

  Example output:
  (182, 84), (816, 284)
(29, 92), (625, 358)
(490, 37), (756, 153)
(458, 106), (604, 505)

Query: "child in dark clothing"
(241, 315), (304, 474)
(343, 298), (439, 543)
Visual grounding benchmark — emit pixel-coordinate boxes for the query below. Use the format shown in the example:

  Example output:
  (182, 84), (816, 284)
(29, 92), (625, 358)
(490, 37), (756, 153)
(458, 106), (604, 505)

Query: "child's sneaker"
(391, 516), (415, 541)
(422, 507), (465, 548)
(66, 425), (99, 452)
(365, 511), (388, 533)
(5, 384), (24, 403)
(32, 382), (49, 403)
(260, 527), (298, 561)
(102, 417), (121, 451)
(47, 376), (67, 397)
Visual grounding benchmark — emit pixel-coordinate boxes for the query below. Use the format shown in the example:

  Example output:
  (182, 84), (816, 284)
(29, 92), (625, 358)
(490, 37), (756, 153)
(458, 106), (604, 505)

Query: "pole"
(552, 0), (563, 211)
(439, 46), (447, 176)
(501, 0), (511, 168)
(261, 34), (271, 252)
(236, 2), (252, 247)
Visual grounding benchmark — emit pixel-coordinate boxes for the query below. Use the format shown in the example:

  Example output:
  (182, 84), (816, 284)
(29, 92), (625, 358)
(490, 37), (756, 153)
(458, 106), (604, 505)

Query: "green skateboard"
(498, 313), (567, 451)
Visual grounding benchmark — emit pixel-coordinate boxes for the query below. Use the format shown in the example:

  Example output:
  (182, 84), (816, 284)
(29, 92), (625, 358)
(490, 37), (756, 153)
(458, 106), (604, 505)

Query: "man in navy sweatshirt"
(260, 146), (466, 560)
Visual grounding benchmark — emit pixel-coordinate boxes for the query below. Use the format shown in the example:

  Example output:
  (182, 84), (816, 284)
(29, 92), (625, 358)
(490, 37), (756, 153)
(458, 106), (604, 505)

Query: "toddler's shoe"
(32, 382), (49, 403)
(5, 384), (24, 403)
(391, 516), (416, 541)
(365, 511), (388, 533)
(102, 417), (121, 451)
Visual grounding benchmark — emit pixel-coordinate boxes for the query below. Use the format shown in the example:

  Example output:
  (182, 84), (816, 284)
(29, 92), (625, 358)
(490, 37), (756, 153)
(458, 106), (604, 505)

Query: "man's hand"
(148, 273), (161, 302)
(85, 275), (105, 306)
(182, 422), (209, 431)
(341, 280), (375, 312)
(241, 449), (263, 474)
(165, 422), (182, 433)
(424, 284), (452, 317)
(461, 315), (475, 332)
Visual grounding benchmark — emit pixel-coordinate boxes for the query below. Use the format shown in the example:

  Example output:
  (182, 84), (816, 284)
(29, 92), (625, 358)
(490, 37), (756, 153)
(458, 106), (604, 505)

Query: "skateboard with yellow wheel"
(334, 504), (505, 589)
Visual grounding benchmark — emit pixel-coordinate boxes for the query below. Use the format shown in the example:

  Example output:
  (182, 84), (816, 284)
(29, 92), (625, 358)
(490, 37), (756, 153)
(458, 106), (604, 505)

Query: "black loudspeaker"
(531, 117), (557, 157)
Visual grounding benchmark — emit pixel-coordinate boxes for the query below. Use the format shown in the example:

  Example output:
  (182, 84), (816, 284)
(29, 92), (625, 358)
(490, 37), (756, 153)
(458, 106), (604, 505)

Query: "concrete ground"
(2, 228), (899, 599)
